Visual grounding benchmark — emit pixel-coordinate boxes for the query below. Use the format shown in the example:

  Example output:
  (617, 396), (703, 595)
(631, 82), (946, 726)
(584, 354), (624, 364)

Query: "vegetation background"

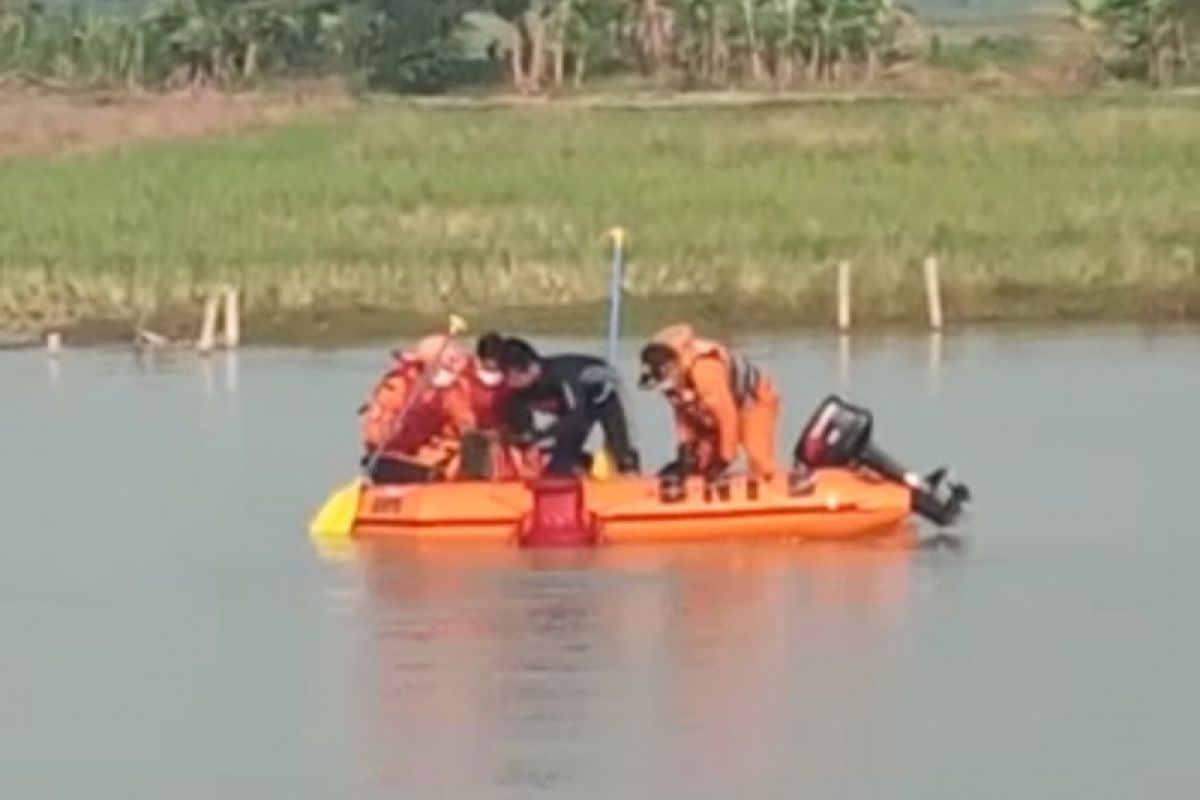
(1, 0), (1198, 341)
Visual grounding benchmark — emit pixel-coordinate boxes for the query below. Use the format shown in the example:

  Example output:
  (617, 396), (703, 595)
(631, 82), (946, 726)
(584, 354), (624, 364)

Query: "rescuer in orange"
(466, 331), (509, 431)
(638, 324), (780, 479)
(359, 334), (476, 484)
(457, 330), (539, 479)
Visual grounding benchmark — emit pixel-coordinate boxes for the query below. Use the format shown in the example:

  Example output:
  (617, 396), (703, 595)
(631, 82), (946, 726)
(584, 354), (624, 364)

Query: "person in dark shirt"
(497, 337), (641, 477)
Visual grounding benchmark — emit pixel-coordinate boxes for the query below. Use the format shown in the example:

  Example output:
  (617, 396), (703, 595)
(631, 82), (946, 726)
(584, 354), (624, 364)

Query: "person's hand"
(507, 429), (553, 451)
(505, 428), (536, 447)
(704, 458), (730, 483)
(659, 444), (697, 478)
(657, 460), (683, 478)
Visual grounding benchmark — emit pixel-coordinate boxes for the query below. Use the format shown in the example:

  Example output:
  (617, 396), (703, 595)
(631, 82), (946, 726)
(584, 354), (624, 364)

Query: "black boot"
(616, 449), (641, 475)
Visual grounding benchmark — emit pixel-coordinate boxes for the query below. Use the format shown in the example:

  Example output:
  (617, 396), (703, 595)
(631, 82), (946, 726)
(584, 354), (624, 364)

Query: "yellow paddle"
(590, 448), (615, 480)
(308, 315), (469, 541)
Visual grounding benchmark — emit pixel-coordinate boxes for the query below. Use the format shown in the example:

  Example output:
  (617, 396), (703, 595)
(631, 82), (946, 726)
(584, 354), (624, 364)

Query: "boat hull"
(352, 469), (911, 545)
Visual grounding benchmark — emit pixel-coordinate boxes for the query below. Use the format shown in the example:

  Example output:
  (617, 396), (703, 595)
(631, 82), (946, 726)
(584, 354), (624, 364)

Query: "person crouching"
(638, 323), (780, 480)
(497, 337), (640, 478)
(359, 334), (475, 484)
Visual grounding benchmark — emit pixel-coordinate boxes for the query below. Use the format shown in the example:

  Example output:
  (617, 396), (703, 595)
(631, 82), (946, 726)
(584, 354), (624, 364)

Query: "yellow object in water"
(308, 479), (362, 541)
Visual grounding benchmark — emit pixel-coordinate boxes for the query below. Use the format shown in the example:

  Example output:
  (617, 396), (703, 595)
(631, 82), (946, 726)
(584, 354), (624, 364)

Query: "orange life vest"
(652, 324), (773, 467)
(360, 364), (475, 468)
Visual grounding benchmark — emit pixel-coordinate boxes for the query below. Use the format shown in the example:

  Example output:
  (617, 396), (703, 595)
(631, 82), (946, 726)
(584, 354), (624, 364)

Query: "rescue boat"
(313, 394), (970, 548)
(351, 468), (912, 545)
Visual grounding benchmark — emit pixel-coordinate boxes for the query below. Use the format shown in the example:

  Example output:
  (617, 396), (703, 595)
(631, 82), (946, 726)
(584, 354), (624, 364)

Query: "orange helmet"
(652, 323), (695, 354)
(414, 334), (467, 372)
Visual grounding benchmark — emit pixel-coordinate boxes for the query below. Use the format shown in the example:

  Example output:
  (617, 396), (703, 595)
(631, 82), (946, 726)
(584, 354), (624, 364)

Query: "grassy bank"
(2, 94), (1200, 339)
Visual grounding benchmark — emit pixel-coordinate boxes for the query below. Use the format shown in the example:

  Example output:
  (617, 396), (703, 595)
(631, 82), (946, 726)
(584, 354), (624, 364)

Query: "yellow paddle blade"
(308, 479), (363, 541)
(589, 448), (614, 481)
(448, 314), (469, 336)
(311, 536), (359, 564)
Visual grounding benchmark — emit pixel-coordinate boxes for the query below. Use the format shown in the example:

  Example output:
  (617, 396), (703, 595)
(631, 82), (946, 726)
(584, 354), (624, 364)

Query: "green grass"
(3, 95), (1200, 337)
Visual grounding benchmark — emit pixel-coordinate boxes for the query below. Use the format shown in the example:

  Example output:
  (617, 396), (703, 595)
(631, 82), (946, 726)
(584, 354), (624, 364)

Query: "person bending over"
(638, 323), (780, 480)
(359, 334), (475, 484)
(497, 337), (640, 477)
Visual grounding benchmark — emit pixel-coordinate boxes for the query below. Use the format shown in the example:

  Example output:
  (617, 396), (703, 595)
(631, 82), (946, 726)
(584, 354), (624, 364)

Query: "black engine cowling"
(794, 394), (912, 485)
(793, 394), (971, 528)
(795, 395), (874, 468)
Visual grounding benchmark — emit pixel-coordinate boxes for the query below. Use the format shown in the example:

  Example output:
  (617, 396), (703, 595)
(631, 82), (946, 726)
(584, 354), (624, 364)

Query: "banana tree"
(223, 0), (304, 80)
(1072, 0), (1199, 85)
(564, 0), (621, 85)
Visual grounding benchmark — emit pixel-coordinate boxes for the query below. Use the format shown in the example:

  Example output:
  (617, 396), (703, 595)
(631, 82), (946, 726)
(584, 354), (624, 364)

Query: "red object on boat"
(517, 478), (599, 548)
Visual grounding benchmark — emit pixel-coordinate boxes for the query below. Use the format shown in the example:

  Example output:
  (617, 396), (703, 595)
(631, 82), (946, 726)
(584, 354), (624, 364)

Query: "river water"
(3, 327), (1198, 799)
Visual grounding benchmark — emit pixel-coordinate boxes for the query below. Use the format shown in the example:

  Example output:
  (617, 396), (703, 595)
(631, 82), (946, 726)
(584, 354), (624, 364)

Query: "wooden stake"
(222, 287), (240, 350)
(836, 260), (852, 332)
(197, 292), (220, 356)
(923, 256), (944, 331)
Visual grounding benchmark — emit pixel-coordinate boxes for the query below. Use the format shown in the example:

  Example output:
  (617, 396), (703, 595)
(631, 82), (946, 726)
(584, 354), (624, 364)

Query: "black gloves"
(658, 444), (699, 478)
(703, 458), (730, 483)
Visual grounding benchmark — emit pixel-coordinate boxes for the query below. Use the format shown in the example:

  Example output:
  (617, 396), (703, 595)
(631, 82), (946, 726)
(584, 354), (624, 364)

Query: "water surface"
(3, 328), (1197, 798)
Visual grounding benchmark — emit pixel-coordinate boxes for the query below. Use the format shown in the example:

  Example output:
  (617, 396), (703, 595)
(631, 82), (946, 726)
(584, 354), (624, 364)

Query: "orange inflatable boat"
(351, 468), (913, 545)
(314, 394), (970, 548)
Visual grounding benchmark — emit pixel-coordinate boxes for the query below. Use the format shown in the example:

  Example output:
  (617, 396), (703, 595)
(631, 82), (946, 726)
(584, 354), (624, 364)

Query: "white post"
(222, 287), (240, 350)
(197, 292), (220, 356)
(45, 331), (63, 357)
(923, 256), (944, 332)
(836, 260), (852, 333)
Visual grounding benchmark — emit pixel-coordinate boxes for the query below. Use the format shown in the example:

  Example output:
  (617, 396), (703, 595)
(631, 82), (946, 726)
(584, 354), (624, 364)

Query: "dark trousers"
(546, 396), (639, 476)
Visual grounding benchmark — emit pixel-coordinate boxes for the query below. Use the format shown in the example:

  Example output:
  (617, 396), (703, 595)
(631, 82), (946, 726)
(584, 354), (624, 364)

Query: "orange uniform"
(652, 324), (780, 478)
(463, 362), (510, 432)
(459, 360), (537, 479)
(360, 359), (476, 475)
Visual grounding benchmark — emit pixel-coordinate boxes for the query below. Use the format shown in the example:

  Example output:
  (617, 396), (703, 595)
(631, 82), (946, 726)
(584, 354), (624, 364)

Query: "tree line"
(0, 0), (1196, 93)
(1071, 0), (1198, 86)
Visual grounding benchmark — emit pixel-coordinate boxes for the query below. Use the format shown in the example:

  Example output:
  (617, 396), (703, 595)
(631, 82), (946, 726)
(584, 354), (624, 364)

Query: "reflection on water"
(835, 334), (944, 398)
(927, 333), (942, 397)
(330, 536), (918, 797)
(46, 352), (61, 386)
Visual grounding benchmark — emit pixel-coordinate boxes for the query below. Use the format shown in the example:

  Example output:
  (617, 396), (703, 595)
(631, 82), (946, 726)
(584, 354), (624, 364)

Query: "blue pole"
(606, 228), (625, 364)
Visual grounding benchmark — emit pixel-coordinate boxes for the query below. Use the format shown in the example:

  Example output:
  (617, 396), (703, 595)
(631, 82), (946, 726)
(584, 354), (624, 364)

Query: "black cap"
(638, 342), (676, 389)
(476, 331), (504, 361)
(498, 337), (540, 372)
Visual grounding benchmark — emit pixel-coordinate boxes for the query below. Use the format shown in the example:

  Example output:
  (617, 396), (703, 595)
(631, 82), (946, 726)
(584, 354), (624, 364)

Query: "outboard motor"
(794, 395), (971, 527)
